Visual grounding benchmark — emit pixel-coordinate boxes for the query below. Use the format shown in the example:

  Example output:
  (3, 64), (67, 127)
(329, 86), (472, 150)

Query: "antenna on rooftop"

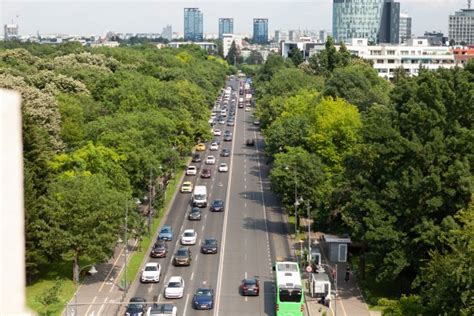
(469, 0), (472, 9)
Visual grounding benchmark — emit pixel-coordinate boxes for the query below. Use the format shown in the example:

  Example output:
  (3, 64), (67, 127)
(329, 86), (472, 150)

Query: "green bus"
(274, 261), (304, 315)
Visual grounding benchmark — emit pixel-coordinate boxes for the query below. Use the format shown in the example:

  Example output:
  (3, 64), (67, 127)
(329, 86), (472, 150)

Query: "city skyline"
(0, 0), (469, 37)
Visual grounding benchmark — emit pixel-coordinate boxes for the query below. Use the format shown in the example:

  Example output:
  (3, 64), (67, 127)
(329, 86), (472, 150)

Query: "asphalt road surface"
(127, 76), (291, 316)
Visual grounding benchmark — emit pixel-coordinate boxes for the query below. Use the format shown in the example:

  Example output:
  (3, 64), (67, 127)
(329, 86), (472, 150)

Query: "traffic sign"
(306, 265), (313, 273)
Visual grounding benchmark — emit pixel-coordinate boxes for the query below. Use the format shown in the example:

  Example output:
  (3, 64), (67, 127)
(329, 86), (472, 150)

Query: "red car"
(240, 278), (259, 296)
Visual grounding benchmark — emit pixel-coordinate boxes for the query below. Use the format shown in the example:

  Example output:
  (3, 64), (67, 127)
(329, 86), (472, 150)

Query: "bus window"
(279, 289), (302, 302)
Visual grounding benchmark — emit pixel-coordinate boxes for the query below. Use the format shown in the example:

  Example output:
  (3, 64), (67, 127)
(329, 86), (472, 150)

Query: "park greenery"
(0, 41), (230, 314)
(254, 38), (473, 315)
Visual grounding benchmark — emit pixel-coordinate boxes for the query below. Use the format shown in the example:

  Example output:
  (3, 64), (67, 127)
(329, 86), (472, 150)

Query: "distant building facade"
(168, 41), (216, 52)
(219, 18), (234, 40)
(274, 30), (288, 43)
(423, 31), (448, 46)
(4, 24), (19, 41)
(253, 18), (268, 44)
(222, 33), (243, 57)
(449, 8), (474, 45)
(161, 25), (172, 41)
(333, 0), (400, 44)
(184, 8), (203, 42)
(399, 13), (412, 43)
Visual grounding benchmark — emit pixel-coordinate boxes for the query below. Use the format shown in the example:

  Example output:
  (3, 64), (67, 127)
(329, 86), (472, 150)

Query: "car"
(150, 240), (168, 258)
(196, 143), (206, 151)
(253, 120), (260, 125)
(245, 107), (251, 112)
(213, 129), (222, 136)
(181, 229), (197, 245)
(227, 121), (235, 126)
(218, 163), (229, 172)
(192, 154), (201, 163)
(205, 156), (216, 165)
(220, 148), (230, 157)
(212, 138), (221, 145)
(218, 118), (226, 125)
(201, 238), (218, 254)
(126, 297), (147, 316)
(240, 278), (260, 296)
(186, 166), (197, 176)
(173, 247), (192, 266)
(158, 225), (173, 241)
(246, 138), (255, 146)
(188, 207), (202, 221)
(180, 181), (193, 193)
(210, 142), (219, 151)
(201, 168), (211, 178)
(140, 262), (161, 283)
(146, 303), (177, 316)
(223, 132), (233, 142)
(210, 199), (224, 212)
(192, 288), (214, 310)
(208, 118), (215, 125)
(164, 276), (185, 299)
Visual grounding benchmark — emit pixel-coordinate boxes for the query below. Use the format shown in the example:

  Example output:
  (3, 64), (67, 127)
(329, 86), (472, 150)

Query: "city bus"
(274, 261), (304, 316)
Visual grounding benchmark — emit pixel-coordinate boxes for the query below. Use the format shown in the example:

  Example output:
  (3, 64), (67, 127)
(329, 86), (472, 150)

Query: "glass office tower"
(184, 8), (203, 42)
(253, 18), (269, 44)
(219, 18), (234, 40)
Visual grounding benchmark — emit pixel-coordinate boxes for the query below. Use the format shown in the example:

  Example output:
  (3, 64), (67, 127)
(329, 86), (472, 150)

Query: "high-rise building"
(161, 25), (172, 41)
(219, 18), (234, 40)
(4, 24), (19, 41)
(253, 18), (268, 44)
(274, 30), (288, 43)
(184, 8), (203, 42)
(449, 3), (474, 45)
(399, 13), (412, 43)
(333, 0), (400, 44)
(378, 0), (400, 43)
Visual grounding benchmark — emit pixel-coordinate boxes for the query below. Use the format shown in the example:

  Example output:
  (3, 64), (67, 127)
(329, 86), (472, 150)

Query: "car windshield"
(213, 200), (223, 207)
(161, 228), (170, 233)
(128, 303), (144, 309)
(204, 239), (217, 245)
(244, 279), (257, 285)
(177, 250), (188, 256)
(196, 289), (212, 296)
(168, 282), (181, 287)
(145, 266), (157, 271)
(191, 208), (200, 213)
(184, 232), (194, 237)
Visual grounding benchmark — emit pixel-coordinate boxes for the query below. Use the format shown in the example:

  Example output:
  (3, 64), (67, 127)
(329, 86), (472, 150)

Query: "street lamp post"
(307, 202), (311, 255)
(73, 264), (98, 315)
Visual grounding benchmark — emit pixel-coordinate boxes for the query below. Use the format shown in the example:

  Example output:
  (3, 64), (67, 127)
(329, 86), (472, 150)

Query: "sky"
(0, 0), (469, 37)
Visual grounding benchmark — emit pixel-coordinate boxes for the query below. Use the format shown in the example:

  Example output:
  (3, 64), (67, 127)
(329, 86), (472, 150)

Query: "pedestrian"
(345, 267), (350, 282)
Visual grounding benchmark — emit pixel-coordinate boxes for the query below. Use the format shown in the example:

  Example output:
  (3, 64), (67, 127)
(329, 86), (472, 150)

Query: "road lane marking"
(195, 254), (199, 263)
(191, 272), (194, 280)
(97, 297), (108, 315)
(84, 295), (97, 316)
(183, 294), (190, 316)
(244, 203), (247, 208)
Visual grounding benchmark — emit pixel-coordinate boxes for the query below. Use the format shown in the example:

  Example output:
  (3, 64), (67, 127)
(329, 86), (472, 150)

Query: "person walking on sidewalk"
(345, 267), (350, 282)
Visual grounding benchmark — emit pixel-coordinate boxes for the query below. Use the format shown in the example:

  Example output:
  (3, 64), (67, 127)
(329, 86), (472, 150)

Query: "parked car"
(240, 278), (260, 296)
(188, 207), (202, 221)
(201, 238), (218, 254)
(158, 225), (173, 241)
(140, 262), (161, 283)
(210, 199), (224, 212)
(173, 247), (192, 266)
(150, 240), (168, 258)
(164, 276), (185, 299)
(181, 229), (197, 245)
(126, 297), (147, 316)
(192, 288), (214, 310)
(186, 166), (197, 176)
(180, 181), (193, 193)
(146, 304), (177, 316)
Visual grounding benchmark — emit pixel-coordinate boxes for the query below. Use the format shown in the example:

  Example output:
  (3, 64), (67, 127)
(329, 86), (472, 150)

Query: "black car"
(240, 278), (260, 296)
(220, 148), (230, 157)
(188, 207), (202, 221)
(173, 247), (192, 266)
(246, 138), (255, 146)
(201, 238), (218, 254)
(210, 199), (224, 212)
(150, 240), (168, 258)
(125, 297), (147, 316)
(201, 168), (212, 178)
(192, 154), (201, 163)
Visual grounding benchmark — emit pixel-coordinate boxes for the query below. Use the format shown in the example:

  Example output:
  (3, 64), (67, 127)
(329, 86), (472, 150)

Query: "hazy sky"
(0, 0), (469, 37)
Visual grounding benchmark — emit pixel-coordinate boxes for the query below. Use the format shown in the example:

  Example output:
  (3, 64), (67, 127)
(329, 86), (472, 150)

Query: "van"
(193, 185), (207, 207)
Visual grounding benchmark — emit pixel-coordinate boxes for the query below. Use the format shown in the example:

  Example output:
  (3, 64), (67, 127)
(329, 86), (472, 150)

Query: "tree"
(246, 50), (264, 65)
(41, 173), (129, 282)
(289, 47), (303, 66)
(226, 41), (238, 65)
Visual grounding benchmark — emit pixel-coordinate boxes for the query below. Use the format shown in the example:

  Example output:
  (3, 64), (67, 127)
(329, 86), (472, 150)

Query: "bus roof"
(275, 261), (302, 289)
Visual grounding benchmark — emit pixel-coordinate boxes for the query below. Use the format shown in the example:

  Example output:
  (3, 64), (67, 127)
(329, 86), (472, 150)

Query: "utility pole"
(307, 202), (311, 255)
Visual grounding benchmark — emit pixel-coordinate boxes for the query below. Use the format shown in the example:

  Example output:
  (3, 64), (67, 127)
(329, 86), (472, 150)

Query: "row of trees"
(0, 41), (230, 282)
(254, 38), (473, 315)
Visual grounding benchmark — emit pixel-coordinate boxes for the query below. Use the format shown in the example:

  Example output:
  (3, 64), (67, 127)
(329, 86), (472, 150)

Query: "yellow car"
(180, 181), (193, 193)
(196, 143), (206, 151)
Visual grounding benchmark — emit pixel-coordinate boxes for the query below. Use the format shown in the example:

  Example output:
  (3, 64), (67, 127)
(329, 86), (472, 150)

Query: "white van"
(193, 185), (207, 207)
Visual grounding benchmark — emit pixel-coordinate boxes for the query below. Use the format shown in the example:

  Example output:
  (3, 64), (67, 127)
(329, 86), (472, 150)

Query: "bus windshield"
(279, 288), (302, 302)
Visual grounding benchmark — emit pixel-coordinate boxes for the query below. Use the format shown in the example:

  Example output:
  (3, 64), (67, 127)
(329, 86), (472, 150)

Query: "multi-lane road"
(127, 76), (291, 316)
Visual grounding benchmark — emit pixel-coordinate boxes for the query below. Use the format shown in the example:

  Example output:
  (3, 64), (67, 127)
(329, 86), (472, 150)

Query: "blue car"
(192, 288), (214, 310)
(158, 225), (173, 241)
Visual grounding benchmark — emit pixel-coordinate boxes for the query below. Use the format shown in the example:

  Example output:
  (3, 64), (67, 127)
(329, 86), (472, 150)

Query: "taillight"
(242, 286), (248, 290)
(300, 304), (304, 312)
(276, 304), (279, 311)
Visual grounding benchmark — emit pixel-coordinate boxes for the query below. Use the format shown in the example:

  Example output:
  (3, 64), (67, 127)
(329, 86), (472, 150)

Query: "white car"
(146, 304), (177, 316)
(205, 156), (216, 165)
(164, 276), (185, 299)
(181, 229), (197, 245)
(245, 107), (251, 112)
(186, 166), (197, 176)
(213, 129), (222, 136)
(140, 262), (161, 283)
(218, 163), (229, 173)
(210, 142), (219, 151)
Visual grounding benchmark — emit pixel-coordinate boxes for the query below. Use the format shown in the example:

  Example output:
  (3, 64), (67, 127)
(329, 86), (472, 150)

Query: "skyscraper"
(219, 18), (234, 40)
(333, 0), (400, 44)
(253, 18), (268, 44)
(449, 3), (474, 45)
(399, 13), (412, 43)
(378, 0), (400, 43)
(184, 8), (203, 42)
(4, 24), (19, 41)
(161, 25), (172, 41)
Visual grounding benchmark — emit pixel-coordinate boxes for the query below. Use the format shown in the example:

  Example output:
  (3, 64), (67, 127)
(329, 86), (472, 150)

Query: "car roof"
(161, 225), (171, 229)
(183, 229), (195, 233)
(130, 296), (146, 302)
(187, 165), (196, 169)
(168, 276), (182, 283)
(182, 181), (192, 185)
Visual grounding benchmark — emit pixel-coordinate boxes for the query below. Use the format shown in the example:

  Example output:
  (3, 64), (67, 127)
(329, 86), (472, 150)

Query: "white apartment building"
(222, 33), (243, 57)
